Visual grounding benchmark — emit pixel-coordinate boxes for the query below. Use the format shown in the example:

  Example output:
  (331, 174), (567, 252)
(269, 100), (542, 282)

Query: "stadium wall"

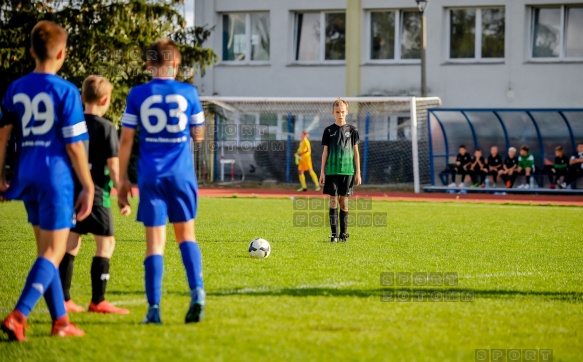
(194, 0), (583, 108)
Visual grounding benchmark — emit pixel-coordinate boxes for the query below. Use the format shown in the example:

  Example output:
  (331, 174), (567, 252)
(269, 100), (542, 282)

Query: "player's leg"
(491, 169), (498, 185)
(297, 169), (307, 191)
(480, 169), (487, 186)
(557, 169), (567, 188)
(163, 175), (205, 323)
(173, 221), (205, 323)
(60, 231), (86, 312)
(338, 195), (350, 242)
(461, 169), (470, 186)
(141, 226), (166, 324)
(450, 166), (458, 185)
(509, 170), (518, 188)
(498, 170), (507, 186)
(87, 235), (129, 314)
(306, 158), (320, 191)
(2, 202), (82, 341)
(337, 175), (354, 242)
(328, 195), (339, 242)
(323, 175), (339, 242)
(525, 167), (532, 188)
(137, 178), (168, 324)
(309, 170), (320, 191)
(37, 228), (84, 337)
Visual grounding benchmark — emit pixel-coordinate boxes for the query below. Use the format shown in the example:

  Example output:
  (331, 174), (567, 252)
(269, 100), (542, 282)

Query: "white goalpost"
(198, 96), (441, 192)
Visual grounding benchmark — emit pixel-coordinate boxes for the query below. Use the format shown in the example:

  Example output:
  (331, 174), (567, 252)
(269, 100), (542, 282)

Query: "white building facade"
(194, 0), (583, 108)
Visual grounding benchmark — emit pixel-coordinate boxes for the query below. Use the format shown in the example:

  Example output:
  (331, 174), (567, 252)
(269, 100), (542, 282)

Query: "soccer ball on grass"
(248, 238), (271, 259)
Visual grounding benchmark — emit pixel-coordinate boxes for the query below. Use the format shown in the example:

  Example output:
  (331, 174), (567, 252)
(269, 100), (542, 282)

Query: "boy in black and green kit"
(516, 145), (535, 189)
(319, 98), (361, 243)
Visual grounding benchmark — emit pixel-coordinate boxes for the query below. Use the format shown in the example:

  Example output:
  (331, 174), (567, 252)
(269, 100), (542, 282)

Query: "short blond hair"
(82, 75), (113, 104)
(31, 20), (68, 61)
(332, 98), (349, 112)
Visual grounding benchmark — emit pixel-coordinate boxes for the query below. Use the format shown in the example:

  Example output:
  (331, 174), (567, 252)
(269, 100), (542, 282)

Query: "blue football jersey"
(0, 73), (88, 201)
(121, 79), (205, 179)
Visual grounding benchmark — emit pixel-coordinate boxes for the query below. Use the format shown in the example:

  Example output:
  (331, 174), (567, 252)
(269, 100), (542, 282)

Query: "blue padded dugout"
(427, 109), (583, 186)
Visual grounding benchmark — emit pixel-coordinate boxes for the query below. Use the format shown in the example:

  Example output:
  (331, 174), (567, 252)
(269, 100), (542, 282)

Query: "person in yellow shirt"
(295, 130), (320, 192)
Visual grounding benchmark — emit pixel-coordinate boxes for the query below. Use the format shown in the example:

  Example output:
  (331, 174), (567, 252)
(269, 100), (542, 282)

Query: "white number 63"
(140, 94), (188, 133)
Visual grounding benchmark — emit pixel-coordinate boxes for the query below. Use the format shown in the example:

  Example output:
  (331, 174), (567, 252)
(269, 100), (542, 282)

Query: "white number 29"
(140, 94), (188, 134)
(13, 92), (55, 137)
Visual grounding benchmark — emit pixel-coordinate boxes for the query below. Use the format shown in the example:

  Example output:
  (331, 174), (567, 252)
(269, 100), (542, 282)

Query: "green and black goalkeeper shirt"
(74, 114), (119, 208)
(322, 123), (359, 176)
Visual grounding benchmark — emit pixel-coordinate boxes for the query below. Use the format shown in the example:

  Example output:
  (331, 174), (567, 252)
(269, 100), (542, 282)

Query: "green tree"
(0, 0), (217, 125)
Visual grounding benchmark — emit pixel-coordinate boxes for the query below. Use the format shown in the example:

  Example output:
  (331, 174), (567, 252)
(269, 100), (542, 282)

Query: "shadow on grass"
(208, 287), (583, 302)
(103, 287), (583, 302)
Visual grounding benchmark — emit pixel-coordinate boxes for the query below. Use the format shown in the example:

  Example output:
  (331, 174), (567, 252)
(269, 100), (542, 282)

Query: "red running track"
(114, 187), (583, 206)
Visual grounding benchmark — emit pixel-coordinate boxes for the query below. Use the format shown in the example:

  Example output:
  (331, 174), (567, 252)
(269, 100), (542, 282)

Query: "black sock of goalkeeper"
(91, 257), (111, 305)
(340, 209), (348, 235)
(329, 208), (338, 236)
(59, 253), (75, 301)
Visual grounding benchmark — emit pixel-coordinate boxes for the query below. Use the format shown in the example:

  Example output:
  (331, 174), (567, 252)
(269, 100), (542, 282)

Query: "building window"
(294, 12), (346, 62)
(369, 10), (421, 61)
(532, 6), (583, 59)
(222, 12), (270, 62)
(448, 7), (505, 60)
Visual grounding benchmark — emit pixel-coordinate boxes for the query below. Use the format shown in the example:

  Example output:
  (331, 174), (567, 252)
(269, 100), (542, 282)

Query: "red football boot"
(51, 315), (85, 338)
(65, 299), (86, 313)
(88, 300), (129, 315)
(1, 310), (28, 342)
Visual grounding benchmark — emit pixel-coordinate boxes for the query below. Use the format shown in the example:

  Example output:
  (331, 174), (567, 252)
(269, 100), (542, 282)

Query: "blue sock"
(44, 265), (67, 321)
(179, 241), (204, 290)
(144, 255), (163, 307)
(15, 258), (56, 317)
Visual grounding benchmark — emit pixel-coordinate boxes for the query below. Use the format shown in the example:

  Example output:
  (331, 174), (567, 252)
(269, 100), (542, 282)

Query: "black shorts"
(71, 204), (114, 237)
(323, 175), (354, 197)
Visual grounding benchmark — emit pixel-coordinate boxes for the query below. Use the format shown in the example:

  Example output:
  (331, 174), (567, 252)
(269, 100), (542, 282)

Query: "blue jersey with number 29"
(0, 73), (88, 201)
(121, 79), (204, 180)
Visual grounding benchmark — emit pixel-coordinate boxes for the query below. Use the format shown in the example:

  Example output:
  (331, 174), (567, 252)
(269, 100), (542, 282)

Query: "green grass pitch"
(0, 197), (582, 361)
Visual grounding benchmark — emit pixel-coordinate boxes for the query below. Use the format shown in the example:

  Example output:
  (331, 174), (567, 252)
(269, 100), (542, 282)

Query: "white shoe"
(522, 184), (529, 189)
(458, 182), (465, 188)
(448, 183), (456, 187)
(517, 184), (525, 189)
(560, 182), (567, 189)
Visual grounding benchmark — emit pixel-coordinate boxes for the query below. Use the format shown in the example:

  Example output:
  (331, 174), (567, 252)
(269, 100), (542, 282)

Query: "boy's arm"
(319, 146), (328, 186)
(107, 156), (131, 215)
(569, 156), (582, 165)
(0, 125), (12, 194)
(190, 124), (206, 143)
(354, 144), (361, 186)
(117, 127), (135, 211)
(66, 141), (94, 221)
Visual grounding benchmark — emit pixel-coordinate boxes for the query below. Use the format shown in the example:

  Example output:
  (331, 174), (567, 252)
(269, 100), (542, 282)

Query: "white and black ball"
(248, 238), (271, 259)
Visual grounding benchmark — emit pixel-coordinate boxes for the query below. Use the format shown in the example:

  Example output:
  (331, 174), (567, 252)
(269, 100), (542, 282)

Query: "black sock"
(59, 253), (75, 301)
(91, 257), (111, 305)
(340, 209), (348, 235)
(526, 175), (531, 184)
(329, 208), (338, 236)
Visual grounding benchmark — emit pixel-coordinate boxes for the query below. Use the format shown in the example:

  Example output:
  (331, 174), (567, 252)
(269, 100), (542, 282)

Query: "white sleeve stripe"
(62, 122), (88, 138)
(190, 112), (205, 125)
(122, 113), (138, 125)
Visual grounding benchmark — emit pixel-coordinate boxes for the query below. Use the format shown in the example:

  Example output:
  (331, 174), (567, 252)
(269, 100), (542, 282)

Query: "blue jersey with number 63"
(0, 73), (88, 201)
(121, 79), (204, 180)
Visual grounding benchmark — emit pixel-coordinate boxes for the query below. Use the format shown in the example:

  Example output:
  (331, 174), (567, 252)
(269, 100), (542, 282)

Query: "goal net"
(196, 97), (441, 192)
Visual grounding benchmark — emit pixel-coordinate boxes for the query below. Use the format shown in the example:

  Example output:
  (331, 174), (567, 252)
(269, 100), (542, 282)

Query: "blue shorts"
(137, 175), (198, 227)
(19, 181), (75, 231)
